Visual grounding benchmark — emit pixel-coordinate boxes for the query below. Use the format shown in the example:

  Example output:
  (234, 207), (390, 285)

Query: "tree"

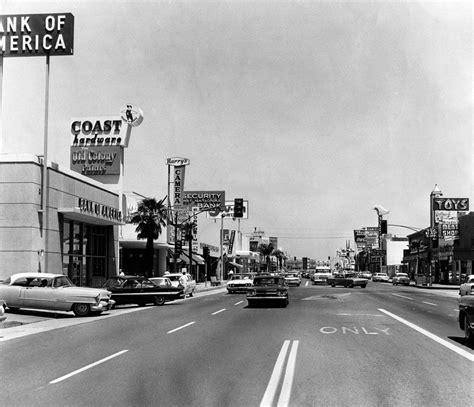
(129, 196), (167, 277)
(272, 248), (286, 271)
(257, 243), (274, 271)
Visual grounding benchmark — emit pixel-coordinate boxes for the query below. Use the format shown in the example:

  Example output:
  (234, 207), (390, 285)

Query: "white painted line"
(50, 350), (128, 384)
(260, 340), (290, 407)
(211, 309), (226, 315)
(379, 309), (474, 362)
(422, 301), (438, 306)
(277, 340), (299, 407)
(392, 293), (414, 300)
(305, 281), (309, 287)
(167, 321), (196, 334)
(234, 301), (244, 306)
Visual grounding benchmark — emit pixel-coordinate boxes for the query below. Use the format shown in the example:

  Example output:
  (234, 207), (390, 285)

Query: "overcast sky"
(1, 0), (472, 258)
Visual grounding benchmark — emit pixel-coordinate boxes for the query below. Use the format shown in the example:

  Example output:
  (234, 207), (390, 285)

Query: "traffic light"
(380, 220), (387, 234)
(203, 246), (210, 258)
(233, 198), (244, 218)
(175, 240), (182, 254)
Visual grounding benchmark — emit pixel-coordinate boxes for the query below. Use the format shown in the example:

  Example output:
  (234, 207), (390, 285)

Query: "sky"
(1, 0), (472, 259)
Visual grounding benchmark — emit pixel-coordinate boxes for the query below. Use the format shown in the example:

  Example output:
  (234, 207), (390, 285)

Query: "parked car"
(392, 273), (410, 286)
(459, 274), (474, 296)
(164, 272), (196, 297)
(358, 272), (372, 280)
(327, 273), (368, 288)
(283, 273), (301, 287)
(372, 273), (389, 282)
(458, 294), (474, 345)
(247, 275), (289, 307)
(226, 274), (254, 294)
(0, 273), (115, 317)
(104, 275), (184, 306)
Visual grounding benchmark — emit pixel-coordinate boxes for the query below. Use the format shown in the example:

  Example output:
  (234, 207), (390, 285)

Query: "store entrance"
(62, 219), (108, 287)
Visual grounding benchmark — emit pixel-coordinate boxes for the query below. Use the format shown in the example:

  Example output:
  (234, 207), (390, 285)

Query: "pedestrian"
(179, 271), (188, 298)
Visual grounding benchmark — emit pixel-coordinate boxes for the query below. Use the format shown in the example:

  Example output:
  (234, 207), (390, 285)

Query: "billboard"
(70, 145), (121, 176)
(183, 191), (225, 210)
(1, 13), (74, 57)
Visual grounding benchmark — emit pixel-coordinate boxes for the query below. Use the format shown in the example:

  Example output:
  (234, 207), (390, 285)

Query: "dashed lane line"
(211, 309), (226, 315)
(392, 293), (414, 300)
(422, 301), (438, 306)
(234, 301), (244, 306)
(167, 321), (196, 334)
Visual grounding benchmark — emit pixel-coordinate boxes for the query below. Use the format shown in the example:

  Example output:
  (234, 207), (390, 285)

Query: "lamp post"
(373, 205), (389, 273)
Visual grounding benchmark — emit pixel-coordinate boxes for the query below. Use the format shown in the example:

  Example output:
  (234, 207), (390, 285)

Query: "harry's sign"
(0, 13), (74, 57)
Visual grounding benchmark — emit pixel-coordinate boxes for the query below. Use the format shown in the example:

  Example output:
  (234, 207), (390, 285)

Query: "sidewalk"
(413, 283), (459, 291)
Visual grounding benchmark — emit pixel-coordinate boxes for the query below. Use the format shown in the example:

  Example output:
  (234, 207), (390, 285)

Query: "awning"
(168, 249), (205, 265)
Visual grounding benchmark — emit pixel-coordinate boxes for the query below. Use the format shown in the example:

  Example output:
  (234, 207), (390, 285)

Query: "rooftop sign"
(0, 13), (74, 57)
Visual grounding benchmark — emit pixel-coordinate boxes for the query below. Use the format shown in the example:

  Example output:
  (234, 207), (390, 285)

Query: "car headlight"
(247, 289), (256, 297)
(277, 290), (287, 296)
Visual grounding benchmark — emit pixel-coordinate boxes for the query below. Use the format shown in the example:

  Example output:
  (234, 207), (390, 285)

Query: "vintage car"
(392, 272), (410, 286)
(312, 267), (333, 285)
(164, 272), (197, 297)
(226, 274), (254, 294)
(459, 274), (474, 296)
(283, 273), (301, 287)
(458, 294), (474, 345)
(358, 271), (372, 280)
(0, 273), (114, 317)
(372, 272), (390, 282)
(103, 275), (184, 306)
(247, 275), (289, 307)
(327, 273), (368, 288)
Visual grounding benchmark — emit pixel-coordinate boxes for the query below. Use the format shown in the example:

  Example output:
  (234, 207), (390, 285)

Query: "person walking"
(179, 271), (188, 298)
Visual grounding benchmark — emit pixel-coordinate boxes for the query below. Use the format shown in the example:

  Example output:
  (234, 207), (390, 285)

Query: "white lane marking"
(260, 340), (290, 407)
(336, 313), (383, 317)
(422, 301), (438, 306)
(379, 309), (474, 362)
(392, 293), (414, 300)
(211, 309), (226, 315)
(167, 321), (196, 334)
(50, 350), (128, 384)
(277, 340), (299, 407)
(234, 301), (244, 306)
(305, 281), (309, 287)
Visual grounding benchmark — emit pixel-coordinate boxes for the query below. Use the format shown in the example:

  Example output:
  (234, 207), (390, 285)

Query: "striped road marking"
(167, 321), (196, 334)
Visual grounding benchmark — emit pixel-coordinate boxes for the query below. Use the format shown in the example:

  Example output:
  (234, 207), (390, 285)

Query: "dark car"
(247, 275), (288, 307)
(458, 295), (474, 345)
(327, 273), (368, 288)
(103, 275), (184, 307)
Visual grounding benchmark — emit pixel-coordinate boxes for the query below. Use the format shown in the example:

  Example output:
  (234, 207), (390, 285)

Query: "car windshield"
(253, 277), (281, 286)
(53, 276), (75, 288)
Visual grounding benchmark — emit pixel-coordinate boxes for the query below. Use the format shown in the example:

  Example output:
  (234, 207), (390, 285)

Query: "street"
(1, 281), (471, 407)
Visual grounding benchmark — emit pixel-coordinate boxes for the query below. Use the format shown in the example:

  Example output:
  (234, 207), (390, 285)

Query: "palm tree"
(272, 248), (285, 271)
(257, 243), (274, 271)
(129, 196), (168, 277)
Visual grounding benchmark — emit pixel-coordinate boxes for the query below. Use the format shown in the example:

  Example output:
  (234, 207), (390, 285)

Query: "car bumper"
(247, 295), (288, 301)
(91, 299), (115, 312)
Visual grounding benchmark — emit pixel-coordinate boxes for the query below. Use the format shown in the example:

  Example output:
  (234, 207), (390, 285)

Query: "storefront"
(0, 155), (121, 286)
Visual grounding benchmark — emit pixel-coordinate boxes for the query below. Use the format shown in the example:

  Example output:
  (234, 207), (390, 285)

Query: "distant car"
(372, 273), (389, 282)
(247, 275), (289, 307)
(327, 273), (368, 288)
(0, 273), (114, 317)
(312, 267), (333, 285)
(459, 275), (474, 296)
(392, 273), (410, 286)
(359, 272), (372, 280)
(226, 274), (254, 294)
(458, 295), (474, 345)
(104, 275), (184, 306)
(164, 273), (197, 297)
(283, 273), (301, 287)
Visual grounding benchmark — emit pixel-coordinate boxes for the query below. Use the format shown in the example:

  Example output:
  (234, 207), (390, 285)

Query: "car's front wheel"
(464, 315), (473, 345)
(73, 303), (91, 317)
(154, 295), (166, 306)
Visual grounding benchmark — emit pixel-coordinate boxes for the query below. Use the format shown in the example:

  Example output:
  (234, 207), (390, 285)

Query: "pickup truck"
(327, 273), (367, 288)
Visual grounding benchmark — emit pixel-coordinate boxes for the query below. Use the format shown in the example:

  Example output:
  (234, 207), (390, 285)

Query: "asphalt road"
(0, 280), (471, 407)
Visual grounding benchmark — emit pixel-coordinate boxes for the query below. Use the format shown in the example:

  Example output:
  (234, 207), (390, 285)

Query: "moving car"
(372, 273), (389, 282)
(392, 273), (410, 286)
(0, 273), (114, 317)
(104, 275), (184, 306)
(311, 266), (333, 285)
(459, 274), (474, 296)
(327, 273), (368, 288)
(283, 273), (301, 287)
(247, 275), (289, 307)
(164, 272), (197, 297)
(359, 271), (372, 280)
(226, 274), (254, 294)
(458, 295), (474, 345)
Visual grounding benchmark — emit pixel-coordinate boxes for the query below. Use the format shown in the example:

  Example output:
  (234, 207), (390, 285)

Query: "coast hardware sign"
(70, 117), (126, 147)
(0, 13), (74, 57)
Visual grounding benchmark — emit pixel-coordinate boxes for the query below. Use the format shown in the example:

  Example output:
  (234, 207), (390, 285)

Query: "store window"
(62, 219), (108, 287)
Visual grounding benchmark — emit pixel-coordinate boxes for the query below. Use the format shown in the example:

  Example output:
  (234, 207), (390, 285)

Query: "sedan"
(0, 273), (114, 317)
(103, 275), (184, 306)
(372, 273), (390, 282)
(392, 273), (410, 286)
(247, 276), (289, 307)
(459, 274), (474, 296)
(283, 273), (301, 287)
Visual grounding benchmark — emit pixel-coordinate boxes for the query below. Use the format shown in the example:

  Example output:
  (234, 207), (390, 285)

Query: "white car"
(392, 273), (410, 286)
(226, 274), (254, 294)
(0, 273), (114, 316)
(283, 273), (301, 287)
(312, 267), (333, 285)
(459, 275), (474, 296)
(164, 273), (196, 297)
(372, 273), (389, 282)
